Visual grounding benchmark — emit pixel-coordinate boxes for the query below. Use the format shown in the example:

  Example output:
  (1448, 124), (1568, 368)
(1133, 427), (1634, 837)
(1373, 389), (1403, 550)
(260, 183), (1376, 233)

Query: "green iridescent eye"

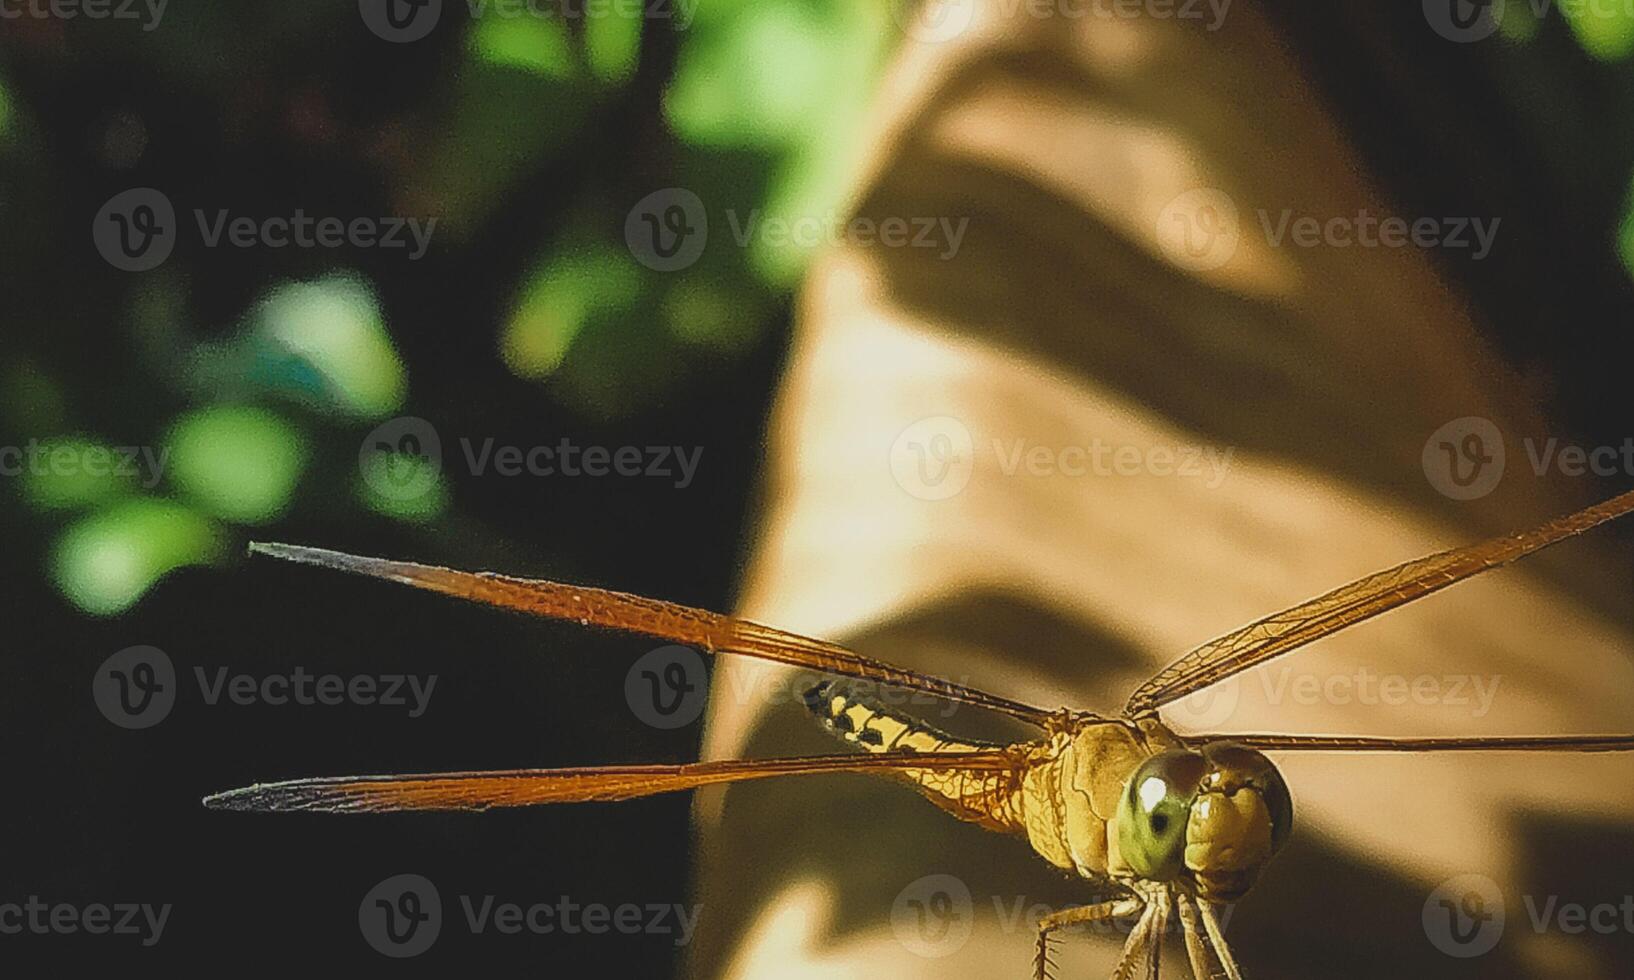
(1117, 750), (1207, 880)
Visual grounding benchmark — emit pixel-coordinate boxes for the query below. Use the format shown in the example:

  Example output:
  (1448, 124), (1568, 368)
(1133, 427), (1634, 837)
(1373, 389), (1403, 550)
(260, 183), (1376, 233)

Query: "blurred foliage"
(0, 0), (894, 615)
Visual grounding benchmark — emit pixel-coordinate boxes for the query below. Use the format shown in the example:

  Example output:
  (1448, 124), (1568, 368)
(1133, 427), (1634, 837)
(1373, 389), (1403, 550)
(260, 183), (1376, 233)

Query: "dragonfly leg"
(1032, 895), (1143, 980)
(1197, 900), (1245, 980)
(1175, 892), (1222, 979)
(1110, 900), (1161, 980)
(1146, 893), (1169, 980)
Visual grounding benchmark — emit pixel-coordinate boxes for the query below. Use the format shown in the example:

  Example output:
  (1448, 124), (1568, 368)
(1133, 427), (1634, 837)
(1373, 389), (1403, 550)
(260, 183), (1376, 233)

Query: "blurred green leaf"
(1499, 0), (1541, 43)
(356, 451), (451, 523)
(665, 1), (832, 149)
(471, 12), (576, 79)
(253, 274), (407, 420)
(585, 6), (643, 85)
(501, 241), (645, 379)
(165, 405), (308, 525)
(662, 276), (763, 353)
(1561, 2), (1634, 60)
(18, 437), (137, 512)
(50, 498), (225, 616)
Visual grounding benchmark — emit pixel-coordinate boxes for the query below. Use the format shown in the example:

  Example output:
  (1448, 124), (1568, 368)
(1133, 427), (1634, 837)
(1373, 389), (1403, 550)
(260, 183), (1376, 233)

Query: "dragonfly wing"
(250, 542), (1057, 728)
(1188, 733), (1634, 753)
(202, 750), (1022, 813)
(1126, 489), (1634, 715)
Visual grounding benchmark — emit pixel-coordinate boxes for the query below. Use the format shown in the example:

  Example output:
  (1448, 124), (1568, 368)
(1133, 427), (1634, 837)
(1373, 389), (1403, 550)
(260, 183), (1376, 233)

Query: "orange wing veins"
(202, 750), (1022, 813)
(1126, 488), (1634, 716)
(1196, 734), (1634, 754)
(248, 543), (1057, 727)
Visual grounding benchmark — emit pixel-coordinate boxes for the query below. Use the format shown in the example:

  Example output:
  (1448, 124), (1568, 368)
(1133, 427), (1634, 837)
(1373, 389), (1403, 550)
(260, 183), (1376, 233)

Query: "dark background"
(3, 0), (1634, 972)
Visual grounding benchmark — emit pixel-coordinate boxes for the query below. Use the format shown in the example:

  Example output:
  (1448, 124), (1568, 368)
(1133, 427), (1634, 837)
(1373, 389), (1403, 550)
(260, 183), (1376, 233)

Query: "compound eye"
(1202, 743), (1294, 850)
(1117, 750), (1207, 880)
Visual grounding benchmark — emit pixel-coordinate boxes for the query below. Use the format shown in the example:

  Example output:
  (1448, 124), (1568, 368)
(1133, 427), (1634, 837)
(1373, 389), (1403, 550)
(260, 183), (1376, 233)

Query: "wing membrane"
(250, 542), (1056, 727)
(202, 750), (1020, 813)
(1127, 489), (1634, 715)
(1198, 734), (1634, 753)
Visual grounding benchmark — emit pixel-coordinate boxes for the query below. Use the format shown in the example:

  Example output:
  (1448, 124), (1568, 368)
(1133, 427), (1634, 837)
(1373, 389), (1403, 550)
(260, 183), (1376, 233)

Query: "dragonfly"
(206, 489), (1634, 979)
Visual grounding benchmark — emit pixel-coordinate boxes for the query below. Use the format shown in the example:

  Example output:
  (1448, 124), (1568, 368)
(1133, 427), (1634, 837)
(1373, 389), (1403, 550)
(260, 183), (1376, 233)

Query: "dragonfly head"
(1116, 742), (1292, 902)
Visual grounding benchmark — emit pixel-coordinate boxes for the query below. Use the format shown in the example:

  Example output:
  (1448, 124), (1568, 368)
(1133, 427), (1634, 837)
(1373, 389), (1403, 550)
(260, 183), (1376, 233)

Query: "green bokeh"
(18, 437), (137, 512)
(165, 405), (308, 525)
(356, 452), (451, 523)
(50, 498), (226, 616)
(502, 241), (645, 379)
(1561, 2), (1634, 60)
(252, 276), (407, 420)
(471, 13), (575, 79)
